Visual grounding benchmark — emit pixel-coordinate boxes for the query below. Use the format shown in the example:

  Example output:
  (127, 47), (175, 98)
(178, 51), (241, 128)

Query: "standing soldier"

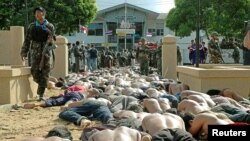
(156, 44), (162, 75)
(67, 43), (73, 72)
(188, 40), (196, 64)
(81, 45), (86, 70)
(208, 32), (224, 64)
(20, 7), (55, 101)
(232, 44), (240, 64)
(201, 41), (208, 63)
(177, 46), (182, 65)
(130, 49), (136, 68)
(73, 41), (82, 73)
(136, 38), (150, 75)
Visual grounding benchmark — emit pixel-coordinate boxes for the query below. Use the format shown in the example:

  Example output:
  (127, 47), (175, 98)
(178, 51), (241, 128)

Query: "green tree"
(0, 0), (97, 34)
(166, 0), (250, 38)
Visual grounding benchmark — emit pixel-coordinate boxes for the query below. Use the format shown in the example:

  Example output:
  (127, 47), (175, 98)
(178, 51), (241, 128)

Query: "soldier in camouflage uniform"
(20, 7), (55, 101)
(156, 44), (162, 75)
(232, 45), (240, 64)
(177, 46), (182, 65)
(136, 38), (150, 75)
(228, 38), (240, 64)
(208, 32), (224, 64)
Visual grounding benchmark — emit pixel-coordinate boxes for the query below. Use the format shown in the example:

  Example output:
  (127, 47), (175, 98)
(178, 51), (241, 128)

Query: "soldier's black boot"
(37, 86), (46, 101)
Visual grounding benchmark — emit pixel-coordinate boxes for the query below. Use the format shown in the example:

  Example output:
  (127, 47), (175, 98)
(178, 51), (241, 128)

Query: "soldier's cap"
(34, 6), (46, 14)
(140, 37), (146, 41)
(211, 31), (219, 36)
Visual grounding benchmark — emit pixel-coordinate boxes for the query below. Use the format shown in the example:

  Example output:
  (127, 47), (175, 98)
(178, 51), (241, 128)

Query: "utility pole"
(195, 0), (200, 67)
(25, 0), (29, 32)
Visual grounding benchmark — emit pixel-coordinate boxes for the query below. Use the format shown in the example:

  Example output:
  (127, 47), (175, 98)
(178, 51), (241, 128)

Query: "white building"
(66, 3), (242, 64)
(66, 3), (174, 51)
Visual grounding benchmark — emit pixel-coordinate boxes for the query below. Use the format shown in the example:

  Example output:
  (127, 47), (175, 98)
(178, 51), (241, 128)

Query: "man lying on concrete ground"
(59, 97), (112, 128)
(151, 128), (196, 141)
(178, 96), (250, 124)
(220, 88), (250, 103)
(207, 88), (250, 110)
(112, 109), (187, 135)
(167, 83), (190, 102)
(21, 125), (72, 141)
(210, 94), (250, 111)
(143, 98), (171, 113)
(211, 103), (250, 123)
(180, 90), (216, 107)
(141, 112), (185, 135)
(181, 111), (233, 140)
(58, 94), (142, 128)
(178, 99), (211, 115)
(86, 126), (152, 141)
(23, 86), (98, 109)
(21, 136), (69, 141)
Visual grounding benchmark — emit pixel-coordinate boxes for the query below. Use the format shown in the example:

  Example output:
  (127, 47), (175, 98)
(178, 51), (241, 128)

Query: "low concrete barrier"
(0, 66), (37, 104)
(177, 64), (250, 98)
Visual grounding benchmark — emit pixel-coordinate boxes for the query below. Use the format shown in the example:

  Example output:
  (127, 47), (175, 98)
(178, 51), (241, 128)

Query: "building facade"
(66, 3), (174, 51)
(66, 3), (243, 64)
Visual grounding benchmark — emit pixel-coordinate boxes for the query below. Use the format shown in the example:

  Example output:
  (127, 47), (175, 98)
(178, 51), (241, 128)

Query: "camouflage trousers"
(30, 42), (51, 96)
(157, 58), (162, 75)
(233, 57), (240, 64)
(140, 59), (149, 75)
(209, 55), (223, 64)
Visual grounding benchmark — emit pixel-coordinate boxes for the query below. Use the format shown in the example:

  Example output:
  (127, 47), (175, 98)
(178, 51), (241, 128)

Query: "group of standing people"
(188, 40), (208, 65)
(187, 30), (249, 65)
(68, 42), (98, 73)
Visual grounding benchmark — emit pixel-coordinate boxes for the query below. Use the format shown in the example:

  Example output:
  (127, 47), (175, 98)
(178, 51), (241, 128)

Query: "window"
(88, 23), (103, 36)
(108, 35), (117, 43)
(107, 22), (117, 43)
(148, 28), (156, 35)
(134, 22), (143, 43)
(156, 29), (164, 36)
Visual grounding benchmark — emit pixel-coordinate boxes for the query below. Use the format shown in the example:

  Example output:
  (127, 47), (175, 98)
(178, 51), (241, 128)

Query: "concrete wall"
(177, 65), (250, 98)
(0, 26), (24, 66)
(162, 35), (177, 80)
(51, 36), (68, 78)
(0, 66), (37, 104)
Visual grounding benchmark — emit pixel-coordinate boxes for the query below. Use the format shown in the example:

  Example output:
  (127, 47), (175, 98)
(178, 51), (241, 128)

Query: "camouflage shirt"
(208, 40), (221, 57)
(20, 21), (55, 58)
(136, 44), (149, 61)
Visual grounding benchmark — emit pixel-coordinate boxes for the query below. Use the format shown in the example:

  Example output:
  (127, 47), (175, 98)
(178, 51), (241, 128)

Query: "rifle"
(210, 41), (225, 63)
(39, 43), (57, 71)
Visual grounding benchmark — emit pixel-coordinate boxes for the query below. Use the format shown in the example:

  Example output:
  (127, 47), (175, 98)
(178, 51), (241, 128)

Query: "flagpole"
(124, 0), (127, 50)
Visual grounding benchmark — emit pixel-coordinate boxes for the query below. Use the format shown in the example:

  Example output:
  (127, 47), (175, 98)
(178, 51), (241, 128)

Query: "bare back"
(143, 98), (162, 113)
(189, 112), (232, 136)
(88, 126), (141, 141)
(178, 99), (210, 115)
(142, 113), (185, 135)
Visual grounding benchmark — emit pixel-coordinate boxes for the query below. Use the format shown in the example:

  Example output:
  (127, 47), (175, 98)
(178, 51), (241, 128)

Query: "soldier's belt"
(31, 41), (46, 49)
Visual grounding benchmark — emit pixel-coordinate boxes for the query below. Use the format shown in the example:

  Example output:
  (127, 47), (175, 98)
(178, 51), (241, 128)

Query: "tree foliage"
(0, 0), (97, 34)
(166, 0), (250, 38)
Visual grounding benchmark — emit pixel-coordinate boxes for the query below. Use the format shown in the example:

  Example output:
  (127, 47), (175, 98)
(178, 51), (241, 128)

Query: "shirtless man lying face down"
(180, 90), (216, 107)
(141, 113), (185, 135)
(113, 110), (151, 120)
(178, 99), (210, 115)
(143, 98), (171, 113)
(21, 136), (70, 141)
(182, 111), (233, 139)
(88, 126), (151, 141)
(168, 83), (190, 95)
